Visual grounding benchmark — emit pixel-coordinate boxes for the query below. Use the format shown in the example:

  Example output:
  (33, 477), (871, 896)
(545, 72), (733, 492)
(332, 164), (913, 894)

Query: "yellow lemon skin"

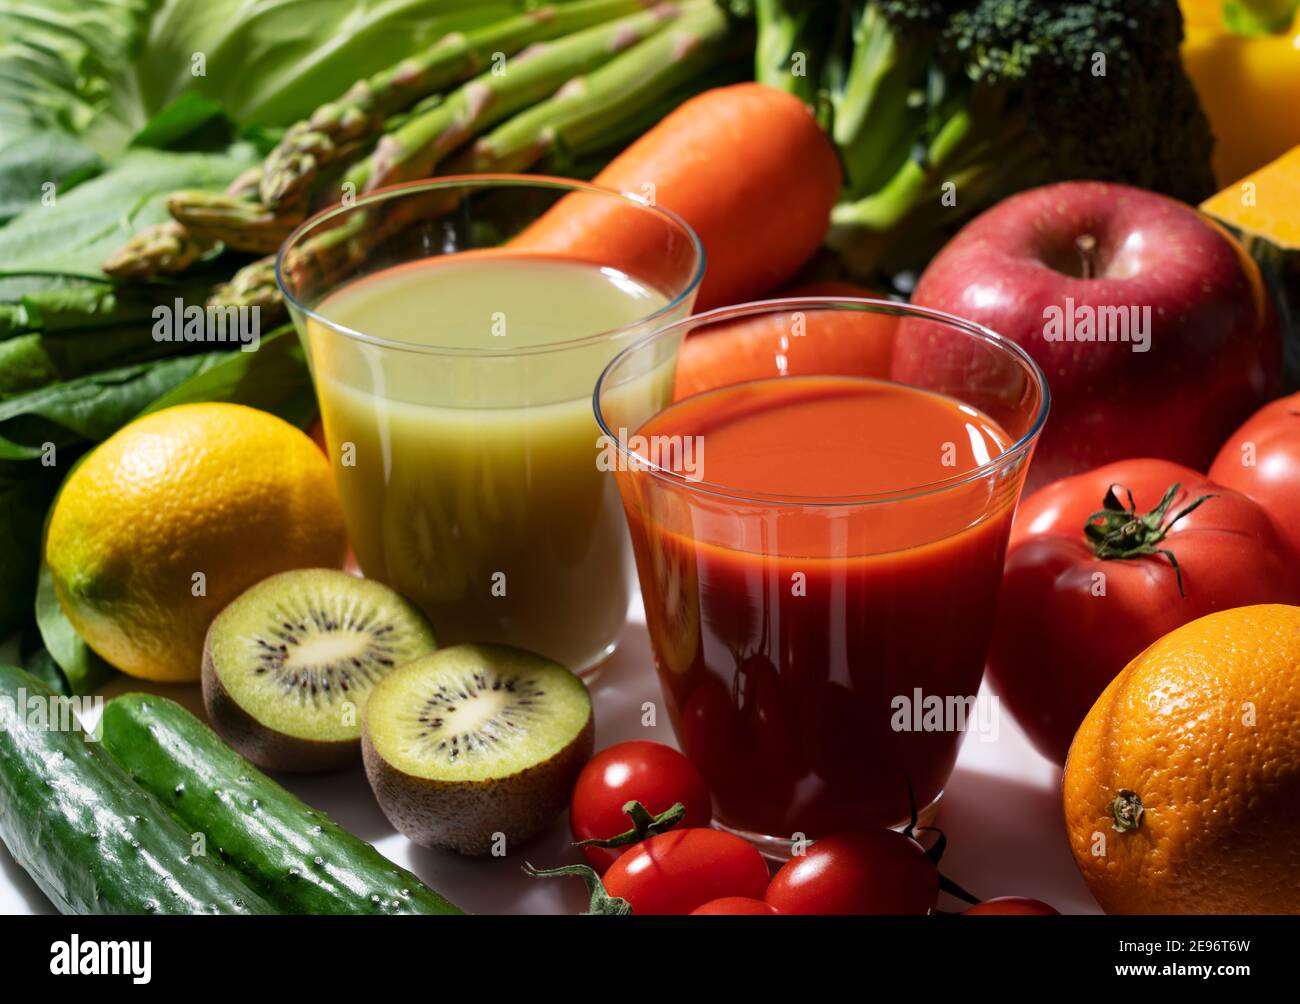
(1063, 604), (1300, 915)
(46, 403), (347, 682)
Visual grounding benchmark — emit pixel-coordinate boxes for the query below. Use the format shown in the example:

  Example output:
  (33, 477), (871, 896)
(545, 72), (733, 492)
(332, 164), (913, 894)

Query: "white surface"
(0, 597), (1101, 915)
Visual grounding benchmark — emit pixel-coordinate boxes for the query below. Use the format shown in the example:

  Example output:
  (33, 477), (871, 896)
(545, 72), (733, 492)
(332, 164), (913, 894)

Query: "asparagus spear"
(101, 220), (214, 280)
(453, 1), (741, 174)
(209, 256), (282, 321)
(259, 0), (656, 208)
(101, 168), (262, 280)
(165, 190), (304, 255)
(352, 3), (692, 195)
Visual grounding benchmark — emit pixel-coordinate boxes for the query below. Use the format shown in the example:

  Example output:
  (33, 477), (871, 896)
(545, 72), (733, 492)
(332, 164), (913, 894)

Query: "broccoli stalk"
(807, 0), (1217, 279)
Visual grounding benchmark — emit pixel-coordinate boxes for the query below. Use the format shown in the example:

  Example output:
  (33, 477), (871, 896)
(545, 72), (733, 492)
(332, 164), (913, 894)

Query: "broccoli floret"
(805, 0), (1216, 278)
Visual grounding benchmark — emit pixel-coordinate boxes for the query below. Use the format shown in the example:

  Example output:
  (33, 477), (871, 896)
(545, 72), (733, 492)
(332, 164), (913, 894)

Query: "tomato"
(964, 897), (1060, 916)
(988, 458), (1300, 764)
(602, 828), (770, 915)
(672, 281), (897, 401)
(691, 897), (780, 916)
(1209, 390), (1300, 561)
(764, 831), (938, 915)
(570, 740), (712, 872)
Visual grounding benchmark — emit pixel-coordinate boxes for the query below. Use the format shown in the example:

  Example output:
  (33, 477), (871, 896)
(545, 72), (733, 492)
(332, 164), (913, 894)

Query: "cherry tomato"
(1209, 389), (1300, 561)
(988, 459), (1300, 764)
(764, 831), (938, 915)
(691, 897), (780, 916)
(603, 828), (770, 915)
(570, 740), (712, 872)
(964, 897), (1060, 916)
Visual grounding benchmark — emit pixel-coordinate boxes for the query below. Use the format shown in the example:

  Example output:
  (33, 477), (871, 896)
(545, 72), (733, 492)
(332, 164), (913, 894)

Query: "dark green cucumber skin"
(0, 666), (273, 915)
(102, 693), (463, 916)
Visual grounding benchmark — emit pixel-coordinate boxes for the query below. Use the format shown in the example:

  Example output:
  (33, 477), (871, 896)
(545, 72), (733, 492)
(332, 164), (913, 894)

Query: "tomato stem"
(573, 800), (686, 850)
(522, 862), (633, 915)
(1083, 482), (1214, 598)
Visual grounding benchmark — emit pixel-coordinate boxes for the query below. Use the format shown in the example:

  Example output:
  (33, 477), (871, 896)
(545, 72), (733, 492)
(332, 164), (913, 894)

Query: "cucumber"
(102, 693), (463, 915)
(0, 665), (274, 914)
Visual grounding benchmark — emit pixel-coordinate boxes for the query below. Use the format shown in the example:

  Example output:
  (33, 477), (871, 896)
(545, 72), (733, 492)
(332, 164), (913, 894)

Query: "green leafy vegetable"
(35, 556), (115, 694)
(0, 132), (101, 224)
(0, 353), (228, 459)
(0, 144), (257, 274)
(128, 92), (229, 150)
(139, 325), (316, 427)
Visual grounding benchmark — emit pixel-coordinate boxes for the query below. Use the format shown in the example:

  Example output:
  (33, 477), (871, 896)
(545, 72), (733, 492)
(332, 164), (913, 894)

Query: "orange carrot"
(513, 83), (842, 310)
(672, 280), (897, 400)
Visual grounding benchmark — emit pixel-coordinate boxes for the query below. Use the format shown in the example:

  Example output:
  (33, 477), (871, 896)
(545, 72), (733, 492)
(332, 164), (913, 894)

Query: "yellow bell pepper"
(1179, 0), (1300, 185)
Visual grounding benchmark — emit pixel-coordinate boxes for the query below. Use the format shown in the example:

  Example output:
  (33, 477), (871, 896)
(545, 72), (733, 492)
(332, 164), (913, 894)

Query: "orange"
(1063, 604), (1300, 914)
(46, 403), (347, 682)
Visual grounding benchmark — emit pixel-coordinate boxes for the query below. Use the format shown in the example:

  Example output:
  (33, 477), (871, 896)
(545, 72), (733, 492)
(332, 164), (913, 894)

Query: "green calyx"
(573, 800), (686, 850)
(1083, 483), (1214, 599)
(522, 862), (632, 915)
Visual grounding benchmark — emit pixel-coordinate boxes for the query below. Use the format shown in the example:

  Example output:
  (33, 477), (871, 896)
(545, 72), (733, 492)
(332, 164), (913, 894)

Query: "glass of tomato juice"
(595, 299), (1048, 852)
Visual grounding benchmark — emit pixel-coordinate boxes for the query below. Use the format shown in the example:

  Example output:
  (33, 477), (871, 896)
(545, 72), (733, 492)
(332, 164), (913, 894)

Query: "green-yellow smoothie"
(307, 253), (674, 672)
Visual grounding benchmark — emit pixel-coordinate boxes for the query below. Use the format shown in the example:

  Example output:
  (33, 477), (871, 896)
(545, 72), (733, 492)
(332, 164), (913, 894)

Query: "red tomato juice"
(621, 375), (1018, 838)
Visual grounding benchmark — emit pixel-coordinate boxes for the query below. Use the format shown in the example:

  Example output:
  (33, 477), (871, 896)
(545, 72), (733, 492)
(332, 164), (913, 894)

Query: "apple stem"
(1075, 234), (1098, 279)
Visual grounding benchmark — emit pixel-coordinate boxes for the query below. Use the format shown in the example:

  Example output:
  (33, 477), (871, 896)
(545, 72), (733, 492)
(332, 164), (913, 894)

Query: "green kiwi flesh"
(361, 644), (593, 855)
(202, 568), (436, 772)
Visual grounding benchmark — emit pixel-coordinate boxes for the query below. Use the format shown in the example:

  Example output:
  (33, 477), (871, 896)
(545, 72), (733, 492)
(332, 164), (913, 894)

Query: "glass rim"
(593, 297), (1051, 508)
(273, 174), (707, 358)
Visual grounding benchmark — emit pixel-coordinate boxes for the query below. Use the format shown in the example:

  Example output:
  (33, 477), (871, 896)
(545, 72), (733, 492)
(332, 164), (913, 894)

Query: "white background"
(0, 597), (1101, 915)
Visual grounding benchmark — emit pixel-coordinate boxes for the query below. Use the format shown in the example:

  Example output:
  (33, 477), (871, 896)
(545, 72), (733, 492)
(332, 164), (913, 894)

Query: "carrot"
(672, 280), (898, 401)
(512, 83), (842, 310)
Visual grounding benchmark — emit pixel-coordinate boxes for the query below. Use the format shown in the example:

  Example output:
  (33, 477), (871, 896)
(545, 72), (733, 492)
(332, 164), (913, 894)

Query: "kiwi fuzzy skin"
(201, 622), (361, 774)
(361, 713), (594, 855)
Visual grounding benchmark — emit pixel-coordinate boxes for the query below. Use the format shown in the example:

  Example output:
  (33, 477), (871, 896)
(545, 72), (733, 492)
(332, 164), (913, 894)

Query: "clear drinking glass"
(278, 176), (703, 674)
(595, 299), (1048, 853)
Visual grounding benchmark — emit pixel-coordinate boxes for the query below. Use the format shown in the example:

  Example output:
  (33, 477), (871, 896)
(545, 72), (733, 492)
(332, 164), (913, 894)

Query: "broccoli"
(757, 1), (1217, 280)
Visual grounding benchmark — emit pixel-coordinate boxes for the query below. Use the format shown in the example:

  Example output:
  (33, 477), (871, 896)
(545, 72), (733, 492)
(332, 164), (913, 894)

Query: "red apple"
(898, 181), (1280, 488)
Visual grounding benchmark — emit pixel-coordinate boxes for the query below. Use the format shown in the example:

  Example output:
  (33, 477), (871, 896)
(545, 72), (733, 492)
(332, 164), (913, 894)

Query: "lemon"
(46, 403), (347, 682)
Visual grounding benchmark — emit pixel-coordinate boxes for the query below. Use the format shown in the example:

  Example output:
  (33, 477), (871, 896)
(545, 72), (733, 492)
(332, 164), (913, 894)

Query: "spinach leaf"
(0, 353), (227, 458)
(0, 272), (215, 339)
(0, 326), (191, 400)
(35, 557), (115, 694)
(0, 144), (257, 275)
(0, 132), (101, 224)
(142, 325), (317, 428)
(129, 93), (229, 150)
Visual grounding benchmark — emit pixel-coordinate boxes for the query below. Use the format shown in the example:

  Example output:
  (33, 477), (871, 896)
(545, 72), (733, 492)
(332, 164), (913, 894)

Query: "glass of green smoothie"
(277, 176), (704, 674)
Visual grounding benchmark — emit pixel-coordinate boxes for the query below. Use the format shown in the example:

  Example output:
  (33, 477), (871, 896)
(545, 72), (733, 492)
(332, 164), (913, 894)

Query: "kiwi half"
(361, 644), (593, 855)
(202, 568), (437, 772)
